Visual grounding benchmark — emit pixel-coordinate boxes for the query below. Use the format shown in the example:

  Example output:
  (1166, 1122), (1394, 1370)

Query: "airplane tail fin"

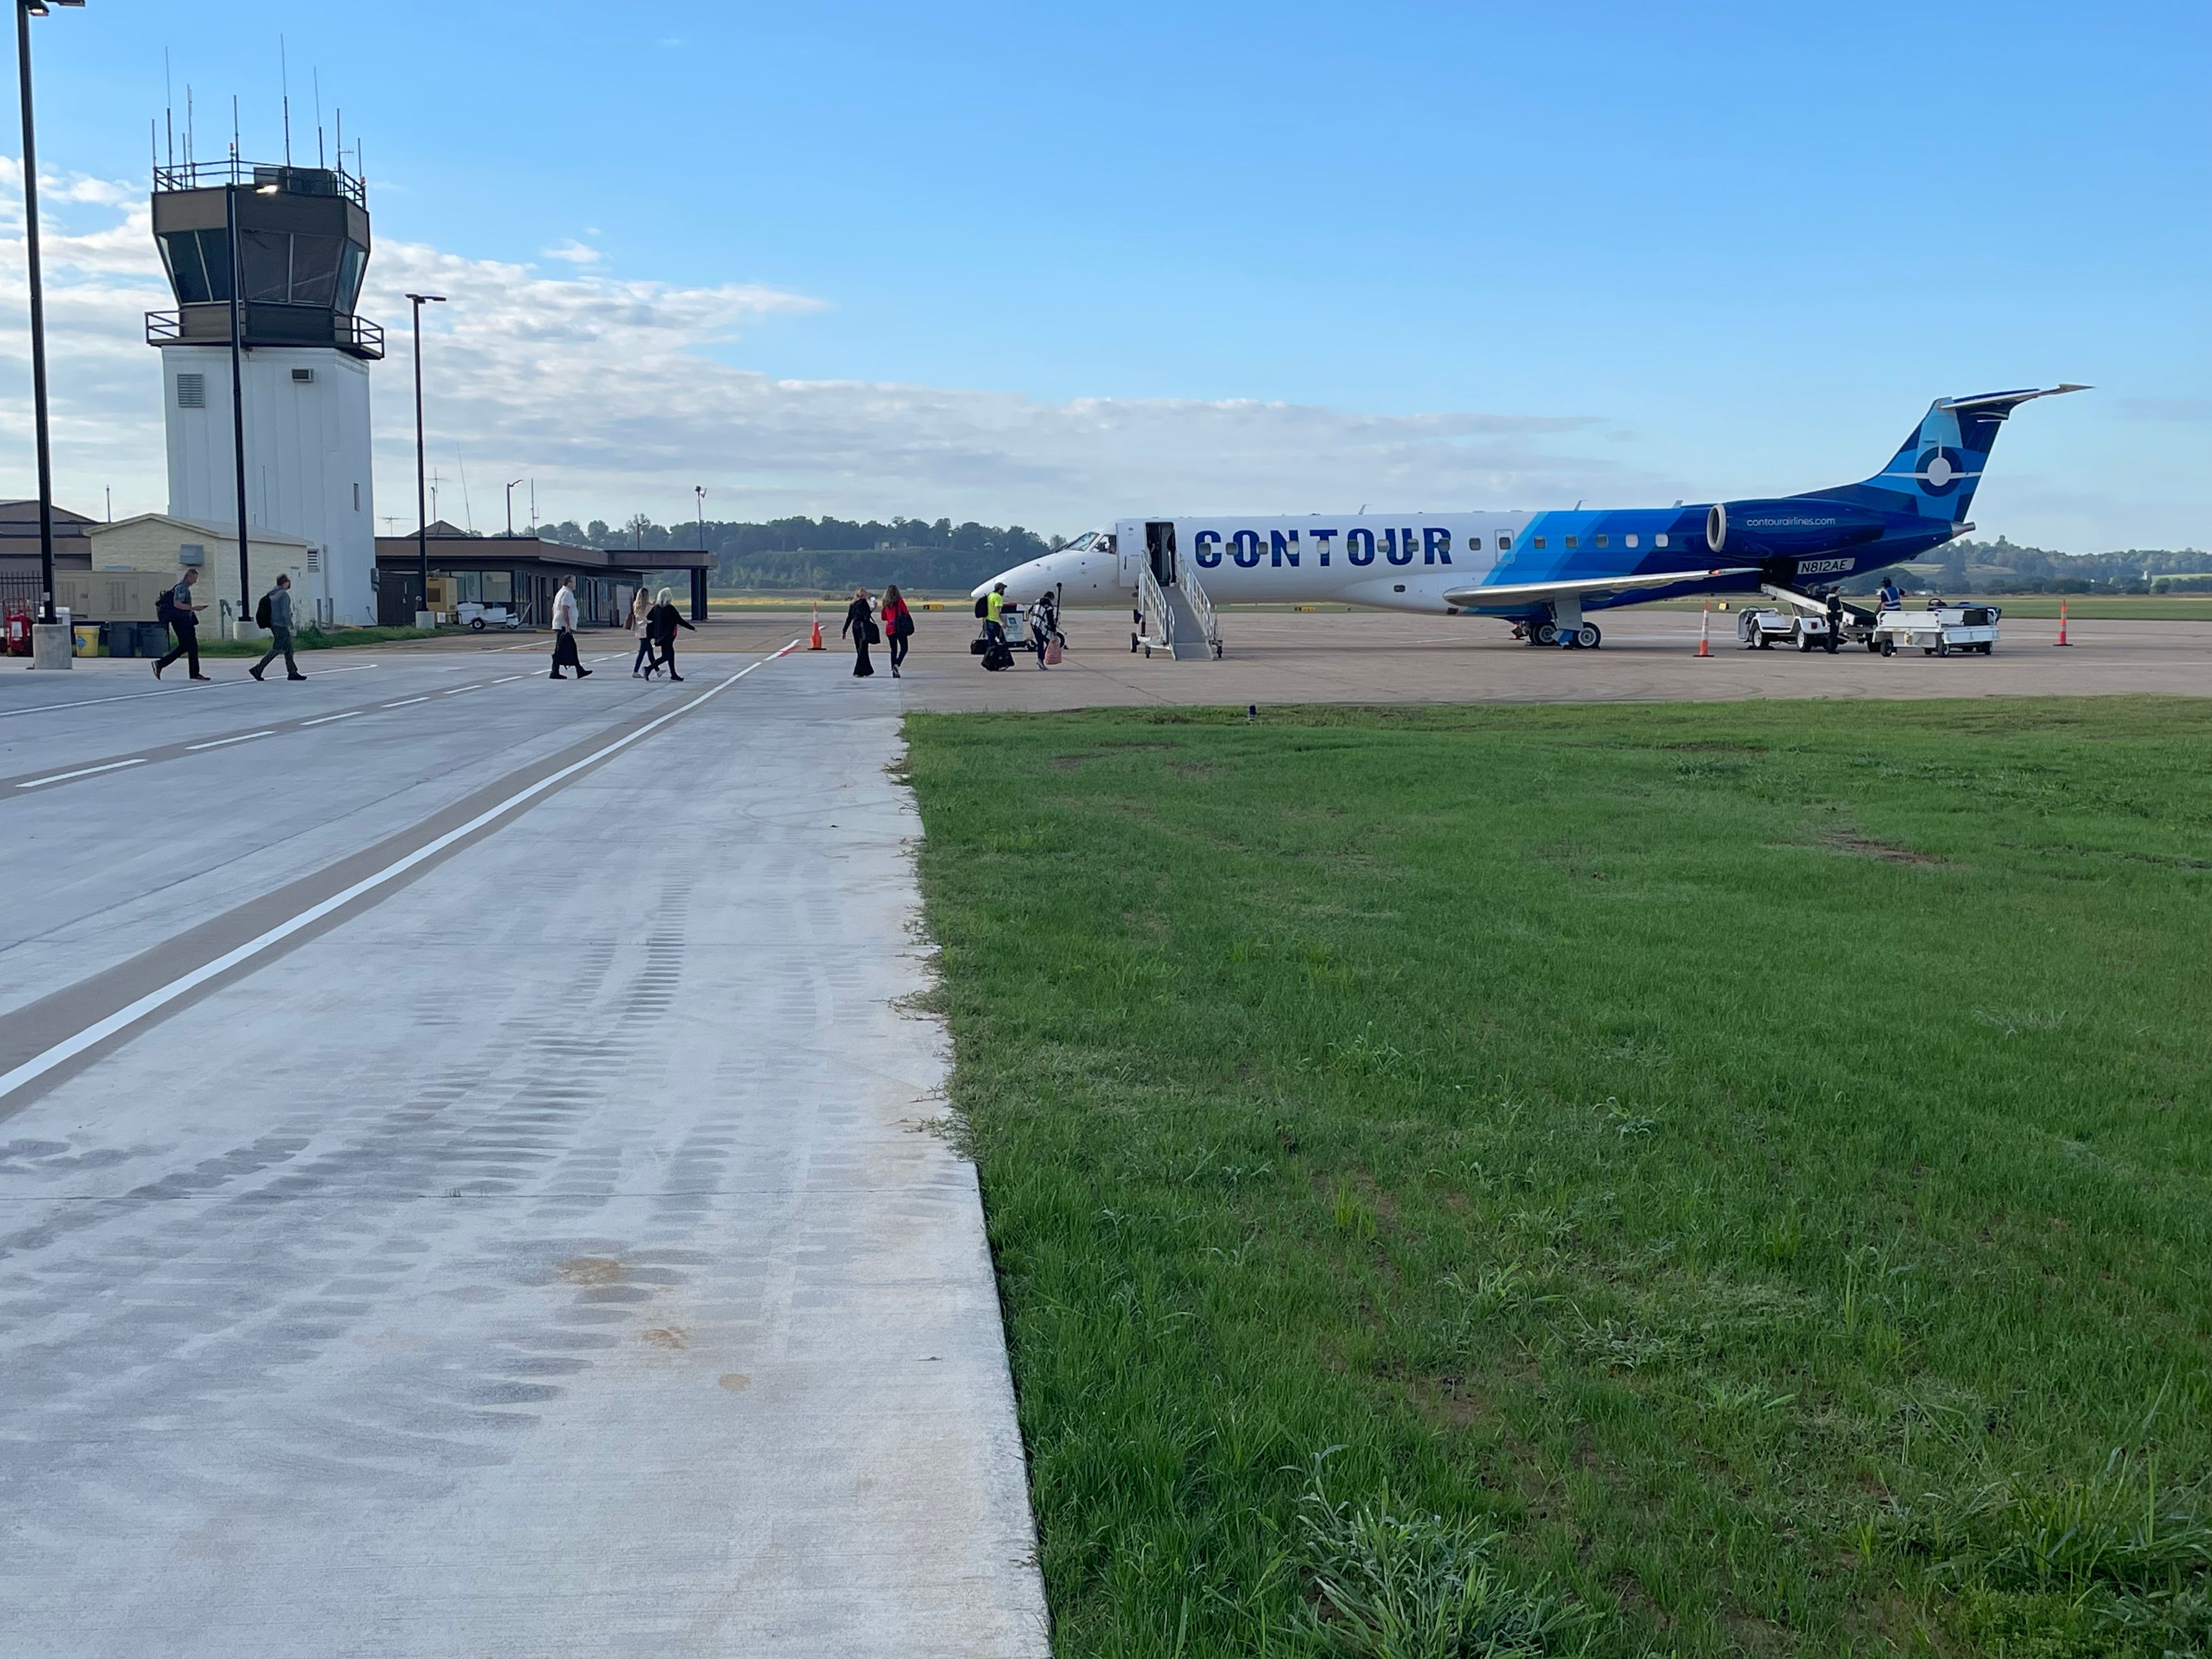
(1857, 385), (2088, 521)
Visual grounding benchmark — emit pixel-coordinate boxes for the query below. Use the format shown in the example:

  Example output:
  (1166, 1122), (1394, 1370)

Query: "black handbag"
(864, 618), (882, 645)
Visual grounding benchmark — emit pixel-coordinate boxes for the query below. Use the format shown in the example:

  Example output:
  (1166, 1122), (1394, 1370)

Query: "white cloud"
(1, 166), (1661, 535)
(539, 238), (602, 266)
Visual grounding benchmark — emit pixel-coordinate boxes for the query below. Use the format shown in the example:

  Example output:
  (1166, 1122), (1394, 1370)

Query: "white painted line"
(490, 674), (528, 684)
(383, 696), (431, 708)
(14, 757), (150, 790)
(443, 684), (481, 695)
(0, 660), (385, 723)
(300, 710), (361, 727)
(0, 641), (804, 1104)
(185, 730), (276, 752)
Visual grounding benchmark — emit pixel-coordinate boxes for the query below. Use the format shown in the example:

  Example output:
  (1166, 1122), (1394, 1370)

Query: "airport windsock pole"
(1697, 599), (1712, 657)
(2054, 598), (2071, 646)
(808, 603), (824, 650)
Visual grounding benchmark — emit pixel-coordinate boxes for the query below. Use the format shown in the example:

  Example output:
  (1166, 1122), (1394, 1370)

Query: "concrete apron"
(0, 653), (1049, 1658)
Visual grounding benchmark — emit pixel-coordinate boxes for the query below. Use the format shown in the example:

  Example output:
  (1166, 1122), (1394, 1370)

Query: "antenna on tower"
(334, 107), (342, 176)
(163, 48), (175, 169)
(230, 93), (240, 177)
(313, 67), (324, 170)
(185, 85), (195, 168)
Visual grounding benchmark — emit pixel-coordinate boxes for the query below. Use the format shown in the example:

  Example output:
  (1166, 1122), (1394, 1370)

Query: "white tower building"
(147, 159), (380, 626)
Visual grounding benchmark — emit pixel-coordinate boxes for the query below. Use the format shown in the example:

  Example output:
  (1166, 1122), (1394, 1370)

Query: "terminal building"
(374, 521), (713, 628)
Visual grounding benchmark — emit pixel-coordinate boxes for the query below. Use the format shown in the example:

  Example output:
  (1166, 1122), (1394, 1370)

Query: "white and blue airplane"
(973, 386), (2085, 649)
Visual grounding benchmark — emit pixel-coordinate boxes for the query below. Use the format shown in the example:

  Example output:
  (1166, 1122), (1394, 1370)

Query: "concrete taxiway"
(0, 633), (1048, 1658)
(892, 605), (2212, 711)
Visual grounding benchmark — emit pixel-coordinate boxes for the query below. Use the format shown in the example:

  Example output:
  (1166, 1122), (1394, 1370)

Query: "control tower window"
(241, 229), (292, 302)
(159, 230), (229, 304)
(338, 245), (367, 312)
(290, 235), (344, 306)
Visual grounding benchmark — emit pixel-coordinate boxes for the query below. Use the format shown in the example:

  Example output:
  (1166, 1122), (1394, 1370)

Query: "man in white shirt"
(549, 575), (592, 680)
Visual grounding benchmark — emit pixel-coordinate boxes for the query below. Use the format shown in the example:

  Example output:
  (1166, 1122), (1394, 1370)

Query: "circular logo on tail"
(1914, 446), (1967, 495)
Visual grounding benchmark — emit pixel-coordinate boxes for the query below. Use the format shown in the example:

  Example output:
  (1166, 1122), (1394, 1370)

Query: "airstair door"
(1146, 521), (1177, 588)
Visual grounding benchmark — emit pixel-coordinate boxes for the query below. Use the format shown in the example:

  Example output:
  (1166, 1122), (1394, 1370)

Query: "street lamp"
(405, 292), (445, 624)
(694, 485), (707, 620)
(14, 0), (84, 633)
(505, 478), (522, 537)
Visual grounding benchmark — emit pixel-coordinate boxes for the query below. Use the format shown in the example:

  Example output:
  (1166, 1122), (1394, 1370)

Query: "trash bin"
(72, 623), (101, 657)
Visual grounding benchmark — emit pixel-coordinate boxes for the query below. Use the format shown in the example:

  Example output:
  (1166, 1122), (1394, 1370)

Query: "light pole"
(694, 485), (707, 620)
(14, 0), (84, 632)
(505, 478), (522, 538)
(406, 292), (445, 623)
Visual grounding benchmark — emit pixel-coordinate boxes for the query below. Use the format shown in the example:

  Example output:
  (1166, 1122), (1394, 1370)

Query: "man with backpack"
(250, 574), (305, 681)
(152, 566), (210, 680)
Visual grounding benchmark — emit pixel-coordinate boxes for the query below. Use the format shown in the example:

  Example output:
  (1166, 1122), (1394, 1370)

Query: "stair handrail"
(1136, 562), (1173, 650)
(1179, 567), (1221, 657)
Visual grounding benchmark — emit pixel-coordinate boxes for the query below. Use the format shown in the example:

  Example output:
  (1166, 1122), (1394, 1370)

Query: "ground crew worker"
(1877, 576), (1902, 612)
(1824, 586), (1843, 653)
(984, 582), (1009, 650)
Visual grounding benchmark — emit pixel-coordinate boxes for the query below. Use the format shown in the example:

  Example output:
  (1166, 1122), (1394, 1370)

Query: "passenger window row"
(1461, 529), (1669, 555)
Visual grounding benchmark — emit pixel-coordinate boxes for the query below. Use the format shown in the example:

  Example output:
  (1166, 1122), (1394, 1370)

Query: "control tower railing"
(146, 306), (385, 361)
(153, 160), (366, 207)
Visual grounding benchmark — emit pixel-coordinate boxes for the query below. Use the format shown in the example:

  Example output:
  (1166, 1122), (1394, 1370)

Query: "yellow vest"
(986, 592), (1005, 622)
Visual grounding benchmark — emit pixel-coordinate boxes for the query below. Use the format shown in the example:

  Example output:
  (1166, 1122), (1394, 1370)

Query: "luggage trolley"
(1871, 601), (2002, 658)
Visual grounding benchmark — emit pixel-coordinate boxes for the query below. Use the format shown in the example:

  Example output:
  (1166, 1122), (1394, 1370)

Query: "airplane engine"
(1707, 497), (1885, 558)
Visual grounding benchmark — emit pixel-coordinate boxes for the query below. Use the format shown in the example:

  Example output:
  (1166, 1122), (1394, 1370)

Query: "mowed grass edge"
(906, 696), (2212, 1658)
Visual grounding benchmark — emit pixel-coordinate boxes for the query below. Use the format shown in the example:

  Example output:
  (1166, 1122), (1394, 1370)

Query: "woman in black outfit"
(842, 587), (876, 677)
(646, 587), (695, 681)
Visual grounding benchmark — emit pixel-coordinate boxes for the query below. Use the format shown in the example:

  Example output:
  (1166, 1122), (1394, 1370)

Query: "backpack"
(973, 595), (988, 619)
(982, 639), (1014, 671)
(255, 592), (274, 629)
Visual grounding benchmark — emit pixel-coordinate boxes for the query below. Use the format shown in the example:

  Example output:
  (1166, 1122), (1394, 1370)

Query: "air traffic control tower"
(147, 159), (381, 626)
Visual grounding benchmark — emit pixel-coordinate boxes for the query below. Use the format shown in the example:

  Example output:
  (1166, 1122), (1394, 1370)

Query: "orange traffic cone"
(2054, 597), (2071, 646)
(808, 603), (824, 651)
(1696, 600), (1712, 657)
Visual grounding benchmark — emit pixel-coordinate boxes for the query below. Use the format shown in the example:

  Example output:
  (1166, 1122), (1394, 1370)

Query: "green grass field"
(908, 698), (2212, 1658)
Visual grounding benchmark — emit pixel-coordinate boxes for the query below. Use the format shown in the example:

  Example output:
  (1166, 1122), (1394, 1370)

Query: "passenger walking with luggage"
(646, 587), (695, 681)
(1029, 588), (1060, 668)
(1823, 587), (1843, 654)
(549, 575), (592, 679)
(152, 566), (210, 680)
(249, 574), (306, 681)
(629, 585), (655, 677)
(842, 586), (878, 677)
(881, 585), (914, 678)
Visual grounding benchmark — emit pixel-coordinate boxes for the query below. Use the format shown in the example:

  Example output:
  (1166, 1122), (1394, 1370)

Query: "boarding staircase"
(1134, 564), (1222, 660)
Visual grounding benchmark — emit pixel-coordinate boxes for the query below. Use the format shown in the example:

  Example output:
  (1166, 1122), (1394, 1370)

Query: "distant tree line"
(1843, 536), (2212, 596)
(534, 514), (1062, 594)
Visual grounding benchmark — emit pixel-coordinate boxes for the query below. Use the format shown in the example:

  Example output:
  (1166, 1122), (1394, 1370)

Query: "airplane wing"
(1442, 567), (1760, 609)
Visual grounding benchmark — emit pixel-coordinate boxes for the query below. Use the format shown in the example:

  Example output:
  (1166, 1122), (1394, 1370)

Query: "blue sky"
(4, 0), (2206, 545)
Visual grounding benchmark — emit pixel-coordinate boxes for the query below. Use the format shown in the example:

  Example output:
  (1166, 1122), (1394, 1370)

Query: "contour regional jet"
(974, 387), (2085, 649)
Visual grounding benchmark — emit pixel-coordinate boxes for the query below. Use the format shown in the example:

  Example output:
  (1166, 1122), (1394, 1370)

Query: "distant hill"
(536, 514), (1063, 596)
